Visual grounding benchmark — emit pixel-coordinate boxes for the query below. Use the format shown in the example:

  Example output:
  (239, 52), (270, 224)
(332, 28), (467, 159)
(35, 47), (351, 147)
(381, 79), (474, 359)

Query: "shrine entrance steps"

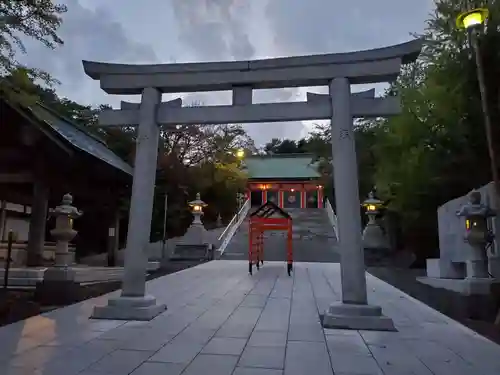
(221, 208), (339, 263)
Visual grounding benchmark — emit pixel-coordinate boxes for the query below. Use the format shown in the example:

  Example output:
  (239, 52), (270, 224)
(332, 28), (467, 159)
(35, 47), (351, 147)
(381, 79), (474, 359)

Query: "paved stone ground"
(1, 261), (500, 375)
(222, 209), (340, 263)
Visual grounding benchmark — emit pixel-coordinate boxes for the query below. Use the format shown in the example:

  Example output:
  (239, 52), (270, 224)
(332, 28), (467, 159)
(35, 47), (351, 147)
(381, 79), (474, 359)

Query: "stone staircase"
(221, 208), (339, 262)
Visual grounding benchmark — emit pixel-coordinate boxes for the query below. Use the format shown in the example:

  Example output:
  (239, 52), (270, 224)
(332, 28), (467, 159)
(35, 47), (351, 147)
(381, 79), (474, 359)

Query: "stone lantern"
(361, 190), (389, 253)
(456, 189), (495, 278)
(35, 193), (83, 305)
(189, 193), (207, 225)
(183, 193), (208, 245)
(49, 193), (83, 267)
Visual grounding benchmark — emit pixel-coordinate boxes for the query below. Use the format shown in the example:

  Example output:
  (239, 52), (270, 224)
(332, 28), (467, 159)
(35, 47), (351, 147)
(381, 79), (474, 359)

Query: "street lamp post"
(457, 7), (500, 326)
(161, 192), (168, 258)
(456, 8), (500, 200)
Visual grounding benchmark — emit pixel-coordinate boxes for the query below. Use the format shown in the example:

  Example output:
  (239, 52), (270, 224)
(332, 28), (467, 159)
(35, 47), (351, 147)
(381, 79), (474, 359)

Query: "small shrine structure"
(0, 96), (132, 267)
(243, 154), (323, 209)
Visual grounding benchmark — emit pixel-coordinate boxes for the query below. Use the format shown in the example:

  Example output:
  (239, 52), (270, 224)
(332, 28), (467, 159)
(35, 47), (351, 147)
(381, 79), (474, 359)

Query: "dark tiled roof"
(29, 104), (133, 175)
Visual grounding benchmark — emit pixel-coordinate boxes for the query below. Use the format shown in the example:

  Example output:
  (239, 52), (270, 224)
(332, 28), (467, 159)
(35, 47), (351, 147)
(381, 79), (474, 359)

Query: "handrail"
(325, 198), (339, 240)
(217, 199), (251, 256)
(218, 199), (249, 242)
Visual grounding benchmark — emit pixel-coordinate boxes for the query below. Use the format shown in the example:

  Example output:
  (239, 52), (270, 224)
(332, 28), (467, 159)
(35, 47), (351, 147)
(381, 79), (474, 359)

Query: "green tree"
(263, 138), (305, 154)
(0, 0), (67, 102)
(369, 0), (500, 259)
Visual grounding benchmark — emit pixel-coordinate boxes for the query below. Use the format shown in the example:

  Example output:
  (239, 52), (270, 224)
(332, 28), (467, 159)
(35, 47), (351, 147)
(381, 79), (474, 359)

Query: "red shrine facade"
(246, 181), (323, 209)
(243, 154), (323, 209)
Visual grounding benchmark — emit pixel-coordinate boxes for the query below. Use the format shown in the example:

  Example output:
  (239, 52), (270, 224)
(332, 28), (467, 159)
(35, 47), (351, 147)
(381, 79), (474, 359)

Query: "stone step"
(171, 244), (214, 261)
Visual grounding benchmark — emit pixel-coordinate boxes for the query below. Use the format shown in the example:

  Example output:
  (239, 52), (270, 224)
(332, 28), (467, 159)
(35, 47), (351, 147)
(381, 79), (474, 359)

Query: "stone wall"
(3, 217), (30, 242)
(0, 243), (76, 265)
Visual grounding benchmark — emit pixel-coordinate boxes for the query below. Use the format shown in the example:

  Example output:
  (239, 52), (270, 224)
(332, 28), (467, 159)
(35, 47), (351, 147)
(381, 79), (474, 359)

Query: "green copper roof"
(244, 154), (320, 179)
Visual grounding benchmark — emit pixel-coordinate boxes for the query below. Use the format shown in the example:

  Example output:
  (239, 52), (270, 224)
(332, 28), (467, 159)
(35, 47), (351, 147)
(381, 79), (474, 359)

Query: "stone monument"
(418, 186), (500, 296)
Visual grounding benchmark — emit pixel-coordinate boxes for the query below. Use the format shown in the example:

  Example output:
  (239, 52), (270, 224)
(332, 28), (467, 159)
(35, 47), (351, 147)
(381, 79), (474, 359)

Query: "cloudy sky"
(20, 0), (435, 146)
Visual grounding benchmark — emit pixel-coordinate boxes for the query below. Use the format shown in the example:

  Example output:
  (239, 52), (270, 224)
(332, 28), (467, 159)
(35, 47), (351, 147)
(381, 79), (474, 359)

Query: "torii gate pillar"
(322, 78), (395, 330)
(92, 88), (167, 320)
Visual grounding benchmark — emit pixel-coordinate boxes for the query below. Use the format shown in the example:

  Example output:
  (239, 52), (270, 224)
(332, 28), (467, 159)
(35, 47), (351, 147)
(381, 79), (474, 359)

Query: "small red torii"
(248, 201), (293, 276)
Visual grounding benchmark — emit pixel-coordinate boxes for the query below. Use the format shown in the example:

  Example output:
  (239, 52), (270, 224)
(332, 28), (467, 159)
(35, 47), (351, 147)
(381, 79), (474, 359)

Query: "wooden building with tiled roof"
(242, 154), (323, 209)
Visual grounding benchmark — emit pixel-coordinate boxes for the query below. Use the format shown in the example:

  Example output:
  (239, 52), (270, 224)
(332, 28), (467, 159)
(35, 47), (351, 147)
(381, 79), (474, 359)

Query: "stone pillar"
(0, 200), (6, 241)
(92, 87), (167, 320)
(26, 180), (49, 266)
(322, 77), (395, 331)
(107, 209), (120, 267)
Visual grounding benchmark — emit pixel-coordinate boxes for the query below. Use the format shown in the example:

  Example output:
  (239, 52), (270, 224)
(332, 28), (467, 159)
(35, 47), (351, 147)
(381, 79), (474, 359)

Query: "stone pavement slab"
(0, 261), (500, 375)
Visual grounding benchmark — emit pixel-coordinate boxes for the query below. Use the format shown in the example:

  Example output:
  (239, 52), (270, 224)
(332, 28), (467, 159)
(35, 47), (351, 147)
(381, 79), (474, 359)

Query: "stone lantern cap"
(188, 192), (207, 208)
(362, 191), (383, 209)
(50, 193), (84, 218)
(456, 189), (496, 218)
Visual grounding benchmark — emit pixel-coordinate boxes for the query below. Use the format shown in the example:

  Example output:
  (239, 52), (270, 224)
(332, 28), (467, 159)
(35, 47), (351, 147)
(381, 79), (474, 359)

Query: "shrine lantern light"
(362, 190), (383, 217)
(189, 193), (207, 218)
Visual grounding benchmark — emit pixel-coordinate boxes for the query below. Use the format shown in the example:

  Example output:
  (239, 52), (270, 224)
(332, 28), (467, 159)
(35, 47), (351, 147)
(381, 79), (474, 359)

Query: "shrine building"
(243, 154), (323, 209)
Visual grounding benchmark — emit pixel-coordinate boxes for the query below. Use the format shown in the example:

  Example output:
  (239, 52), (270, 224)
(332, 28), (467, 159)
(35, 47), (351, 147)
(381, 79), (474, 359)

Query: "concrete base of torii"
(322, 303), (396, 331)
(92, 295), (166, 321)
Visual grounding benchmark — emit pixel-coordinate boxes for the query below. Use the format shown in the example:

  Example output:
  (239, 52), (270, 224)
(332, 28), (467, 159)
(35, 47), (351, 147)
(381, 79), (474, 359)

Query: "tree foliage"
(369, 0), (500, 257)
(4, 71), (253, 244)
(264, 1), (500, 261)
(0, 0), (67, 102)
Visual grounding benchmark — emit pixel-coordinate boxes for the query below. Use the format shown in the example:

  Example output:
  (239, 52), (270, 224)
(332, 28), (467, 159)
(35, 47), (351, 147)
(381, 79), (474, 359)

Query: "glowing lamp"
(465, 218), (479, 231)
(188, 193), (207, 214)
(456, 8), (489, 30)
(236, 149), (245, 159)
(362, 190), (383, 219)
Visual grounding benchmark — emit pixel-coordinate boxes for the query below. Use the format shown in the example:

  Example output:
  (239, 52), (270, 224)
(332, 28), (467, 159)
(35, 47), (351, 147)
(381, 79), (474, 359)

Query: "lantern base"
(181, 222), (207, 245)
(91, 295), (167, 321)
(321, 302), (396, 332)
(362, 222), (390, 250)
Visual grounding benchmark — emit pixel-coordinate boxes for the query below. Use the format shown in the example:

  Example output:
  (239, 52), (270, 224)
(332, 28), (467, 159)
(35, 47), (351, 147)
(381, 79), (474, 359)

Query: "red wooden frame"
(248, 216), (293, 276)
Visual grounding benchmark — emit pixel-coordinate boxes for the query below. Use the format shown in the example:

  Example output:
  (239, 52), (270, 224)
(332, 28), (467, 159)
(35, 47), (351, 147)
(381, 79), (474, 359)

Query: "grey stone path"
(223, 209), (340, 263)
(1, 261), (500, 375)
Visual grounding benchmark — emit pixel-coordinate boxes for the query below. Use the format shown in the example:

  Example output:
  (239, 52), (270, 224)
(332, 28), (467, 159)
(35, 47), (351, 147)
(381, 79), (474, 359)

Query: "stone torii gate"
(84, 39), (422, 330)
